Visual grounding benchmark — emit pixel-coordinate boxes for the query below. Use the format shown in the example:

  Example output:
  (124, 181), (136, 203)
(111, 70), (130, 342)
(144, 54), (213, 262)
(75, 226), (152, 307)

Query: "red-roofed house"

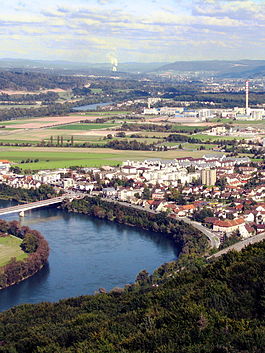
(213, 218), (245, 233)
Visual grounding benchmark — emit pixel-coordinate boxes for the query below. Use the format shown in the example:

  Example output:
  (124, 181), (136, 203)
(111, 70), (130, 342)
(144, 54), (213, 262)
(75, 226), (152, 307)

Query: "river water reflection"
(0, 200), (178, 311)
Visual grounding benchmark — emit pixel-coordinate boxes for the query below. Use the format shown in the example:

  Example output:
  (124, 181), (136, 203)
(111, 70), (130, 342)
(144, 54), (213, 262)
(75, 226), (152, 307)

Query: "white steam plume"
(107, 53), (118, 72)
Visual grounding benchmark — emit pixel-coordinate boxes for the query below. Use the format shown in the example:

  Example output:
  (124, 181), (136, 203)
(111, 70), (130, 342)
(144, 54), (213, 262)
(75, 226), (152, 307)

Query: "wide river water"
(72, 102), (113, 111)
(0, 200), (178, 312)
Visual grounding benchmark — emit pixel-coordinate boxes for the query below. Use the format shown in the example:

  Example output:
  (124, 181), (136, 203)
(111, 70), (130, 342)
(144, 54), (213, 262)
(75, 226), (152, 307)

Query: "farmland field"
(0, 115), (108, 129)
(69, 111), (131, 116)
(0, 236), (28, 267)
(52, 123), (120, 130)
(192, 134), (244, 141)
(0, 146), (219, 170)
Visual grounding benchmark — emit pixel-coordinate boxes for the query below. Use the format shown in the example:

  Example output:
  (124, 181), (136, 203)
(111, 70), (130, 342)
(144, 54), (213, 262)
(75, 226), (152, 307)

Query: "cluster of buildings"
(0, 153), (264, 246)
(143, 81), (265, 122)
(143, 105), (265, 122)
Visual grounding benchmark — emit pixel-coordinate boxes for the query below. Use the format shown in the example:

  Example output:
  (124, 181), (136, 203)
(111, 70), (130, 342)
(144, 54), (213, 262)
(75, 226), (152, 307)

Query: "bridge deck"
(0, 196), (65, 216)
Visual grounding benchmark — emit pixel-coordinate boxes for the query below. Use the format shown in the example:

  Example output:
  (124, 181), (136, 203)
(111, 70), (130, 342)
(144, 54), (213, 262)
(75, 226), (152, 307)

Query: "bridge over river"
(0, 196), (66, 217)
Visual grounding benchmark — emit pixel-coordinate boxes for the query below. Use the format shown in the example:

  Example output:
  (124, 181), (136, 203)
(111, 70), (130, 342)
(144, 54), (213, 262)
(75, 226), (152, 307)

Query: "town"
(1, 152), (264, 250)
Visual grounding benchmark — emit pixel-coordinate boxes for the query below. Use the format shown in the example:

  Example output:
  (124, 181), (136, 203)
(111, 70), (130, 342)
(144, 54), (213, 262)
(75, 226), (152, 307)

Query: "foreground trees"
(0, 240), (264, 352)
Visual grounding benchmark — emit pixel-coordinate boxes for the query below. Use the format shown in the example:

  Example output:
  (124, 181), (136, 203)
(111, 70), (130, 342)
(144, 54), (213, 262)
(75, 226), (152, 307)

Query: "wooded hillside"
(0, 240), (264, 352)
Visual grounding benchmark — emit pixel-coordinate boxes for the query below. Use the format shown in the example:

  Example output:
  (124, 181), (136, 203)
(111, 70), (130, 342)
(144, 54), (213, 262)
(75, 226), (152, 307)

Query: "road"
(68, 192), (264, 255)
(178, 217), (221, 249)
(208, 231), (265, 259)
(93, 195), (219, 248)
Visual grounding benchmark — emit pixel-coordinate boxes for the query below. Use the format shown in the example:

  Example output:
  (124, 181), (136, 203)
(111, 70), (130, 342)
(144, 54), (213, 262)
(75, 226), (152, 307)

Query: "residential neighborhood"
(0, 154), (264, 249)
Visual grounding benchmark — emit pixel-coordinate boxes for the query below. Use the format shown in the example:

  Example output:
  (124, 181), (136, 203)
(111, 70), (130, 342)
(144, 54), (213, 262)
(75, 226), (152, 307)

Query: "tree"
(142, 187), (151, 200)
(115, 132), (126, 138)
(10, 166), (22, 174)
(21, 233), (39, 253)
(216, 177), (227, 191)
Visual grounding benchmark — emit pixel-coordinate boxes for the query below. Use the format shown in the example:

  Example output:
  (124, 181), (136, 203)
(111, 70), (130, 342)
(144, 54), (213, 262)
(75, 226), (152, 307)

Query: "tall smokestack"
(245, 80), (249, 112)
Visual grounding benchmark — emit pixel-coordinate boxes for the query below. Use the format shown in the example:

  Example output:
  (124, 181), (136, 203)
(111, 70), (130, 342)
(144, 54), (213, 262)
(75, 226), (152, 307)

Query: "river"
(0, 200), (178, 311)
(72, 102), (113, 111)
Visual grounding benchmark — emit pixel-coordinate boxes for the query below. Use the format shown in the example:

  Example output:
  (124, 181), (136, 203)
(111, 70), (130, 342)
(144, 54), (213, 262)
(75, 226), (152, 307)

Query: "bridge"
(0, 196), (66, 217)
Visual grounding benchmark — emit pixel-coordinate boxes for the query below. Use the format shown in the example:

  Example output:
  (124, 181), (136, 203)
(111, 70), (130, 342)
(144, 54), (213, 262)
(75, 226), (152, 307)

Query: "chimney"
(245, 80), (249, 112)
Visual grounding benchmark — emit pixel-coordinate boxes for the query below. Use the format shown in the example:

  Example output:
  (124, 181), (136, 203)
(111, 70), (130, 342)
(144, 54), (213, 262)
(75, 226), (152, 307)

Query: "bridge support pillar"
(19, 210), (25, 217)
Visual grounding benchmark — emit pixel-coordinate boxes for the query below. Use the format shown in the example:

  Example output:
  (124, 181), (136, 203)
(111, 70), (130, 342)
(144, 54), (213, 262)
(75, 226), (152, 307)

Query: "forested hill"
(0, 241), (264, 353)
(156, 60), (265, 78)
(0, 71), (88, 91)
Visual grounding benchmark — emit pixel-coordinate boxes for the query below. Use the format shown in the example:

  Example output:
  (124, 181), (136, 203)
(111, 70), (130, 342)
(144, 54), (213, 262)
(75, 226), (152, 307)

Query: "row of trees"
(0, 220), (49, 289)
(0, 184), (58, 202)
(105, 139), (155, 150)
(120, 123), (209, 134)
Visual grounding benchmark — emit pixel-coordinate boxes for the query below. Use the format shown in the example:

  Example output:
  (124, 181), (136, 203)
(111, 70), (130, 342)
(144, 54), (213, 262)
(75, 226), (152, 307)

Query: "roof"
(204, 217), (219, 224)
(181, 204), (196, 210)
(213, 218), (245, 228)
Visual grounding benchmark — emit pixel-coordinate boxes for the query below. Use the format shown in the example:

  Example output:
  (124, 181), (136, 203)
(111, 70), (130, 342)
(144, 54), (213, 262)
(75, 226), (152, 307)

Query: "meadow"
(0, 236), (28, 267)
(192, 133), (245, 141)
(0, 146), (215, 170)
(52, 123), (120, 130)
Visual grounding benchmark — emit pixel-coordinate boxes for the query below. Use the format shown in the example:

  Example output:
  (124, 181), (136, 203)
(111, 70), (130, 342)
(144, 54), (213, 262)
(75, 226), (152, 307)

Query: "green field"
(90, 88), (103, 93)
(170, 125), (208, 132)
(162, 142), (217, 150)
(2, 120), (55, 125)
(0, 105), (40, 110)
(0, 236), (28, 267)
(52, 123), (120, 130)
(0, 146), (221, 170)
(192, 134), (244, 141)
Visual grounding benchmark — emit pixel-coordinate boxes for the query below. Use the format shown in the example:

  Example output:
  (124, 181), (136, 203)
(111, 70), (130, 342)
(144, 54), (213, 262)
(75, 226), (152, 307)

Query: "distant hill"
(156, 60), (265, 78)
(0, 59), (168, 74)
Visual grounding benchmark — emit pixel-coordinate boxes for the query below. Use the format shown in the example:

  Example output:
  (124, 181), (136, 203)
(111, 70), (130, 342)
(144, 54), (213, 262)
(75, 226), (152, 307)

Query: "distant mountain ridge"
(156, 60), (265, 78)
(0, 58), (168, 74)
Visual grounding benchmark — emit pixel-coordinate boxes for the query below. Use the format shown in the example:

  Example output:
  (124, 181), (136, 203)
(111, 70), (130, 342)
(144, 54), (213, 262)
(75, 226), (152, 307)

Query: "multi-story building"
(201, 168), (217, 186)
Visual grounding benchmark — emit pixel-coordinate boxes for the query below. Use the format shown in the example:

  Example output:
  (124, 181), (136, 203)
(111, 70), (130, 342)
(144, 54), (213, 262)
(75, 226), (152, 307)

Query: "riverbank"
(0, 220), (49, 290)
(61, 196), (209, 275)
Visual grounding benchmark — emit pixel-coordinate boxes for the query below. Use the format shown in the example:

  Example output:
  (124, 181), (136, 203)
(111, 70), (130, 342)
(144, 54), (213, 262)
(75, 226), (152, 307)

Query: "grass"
(90, 88), (103, 93)
(0, 139), (39, 144)
(51, 123), (120, 131)
(0, 235), (28, 267)
(170, 125), (208, 132)
(192, 134), (244, 141)
(161, 142), (217, 150)
(2, 121), (56, 126)
(0, 146), (223, 170)
(0, 105), (40, 109)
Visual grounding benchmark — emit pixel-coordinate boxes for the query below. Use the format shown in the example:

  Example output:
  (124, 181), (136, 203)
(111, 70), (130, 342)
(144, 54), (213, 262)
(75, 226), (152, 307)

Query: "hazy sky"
(1, 0), (265, 63)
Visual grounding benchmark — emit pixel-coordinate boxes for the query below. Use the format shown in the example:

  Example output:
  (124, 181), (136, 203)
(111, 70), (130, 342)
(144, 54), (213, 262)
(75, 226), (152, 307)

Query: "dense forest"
(0, 238), (264, 352)
(0, 71), (88, 91)
(0, 103), (71, 121)
(0, 220), (49, 290)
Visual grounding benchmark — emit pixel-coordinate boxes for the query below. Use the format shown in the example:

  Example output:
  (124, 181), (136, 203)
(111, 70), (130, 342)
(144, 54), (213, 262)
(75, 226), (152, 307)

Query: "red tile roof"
(213, 218), (245, 228)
